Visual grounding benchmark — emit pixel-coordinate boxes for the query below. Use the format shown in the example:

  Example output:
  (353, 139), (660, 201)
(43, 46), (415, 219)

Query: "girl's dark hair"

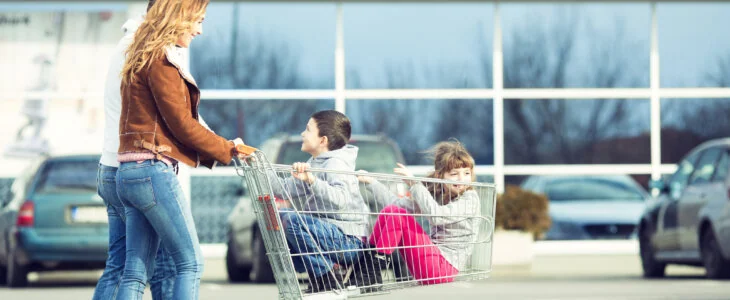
(311, 110), (351, 151)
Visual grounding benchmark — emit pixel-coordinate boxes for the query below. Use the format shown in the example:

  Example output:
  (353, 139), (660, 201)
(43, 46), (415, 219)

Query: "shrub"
(495, 185), (551, 239)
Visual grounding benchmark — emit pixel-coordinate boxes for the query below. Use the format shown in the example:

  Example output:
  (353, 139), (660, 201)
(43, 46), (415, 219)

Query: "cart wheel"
(7, 247), (28, 288)
(250, 231), (275, 283)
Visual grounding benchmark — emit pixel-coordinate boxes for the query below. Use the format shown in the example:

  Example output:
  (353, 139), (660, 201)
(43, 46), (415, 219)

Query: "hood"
(549, 200), (646, 224)
(309, 145), (358, 170)
(122, 15), (144, 37)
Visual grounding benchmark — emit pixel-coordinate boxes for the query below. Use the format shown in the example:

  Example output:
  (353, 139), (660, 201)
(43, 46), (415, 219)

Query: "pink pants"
(368, 205), (458, 285)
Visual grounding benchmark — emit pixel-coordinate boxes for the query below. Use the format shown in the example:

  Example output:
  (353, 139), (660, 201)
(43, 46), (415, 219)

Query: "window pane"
(36, 159), (99, 194)
(347, 99), (493, 165)
(191, 175), (241, 243)
(658, 3), (730, 87)
(712, 152), (729, 182)
(689, 148), (721, 185)
(502, 3), (650, 88)
(198, 99), (334, 148)
(0, 6), (127, 158)
(191, 3), (335, 89)
(661, 98), (730, 163)
(0, 8), (127, 95)
(504, 99), (650, 164)
(344, 3), (493, 89)
(276, 140), (401, 174)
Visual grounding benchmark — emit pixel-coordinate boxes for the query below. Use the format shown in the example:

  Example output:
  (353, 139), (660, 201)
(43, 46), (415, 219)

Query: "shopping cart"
(233, 145), (496, 300)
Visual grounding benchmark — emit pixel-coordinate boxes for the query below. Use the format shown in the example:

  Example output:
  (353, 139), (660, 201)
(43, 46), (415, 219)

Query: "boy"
(270, 110), (370, 293)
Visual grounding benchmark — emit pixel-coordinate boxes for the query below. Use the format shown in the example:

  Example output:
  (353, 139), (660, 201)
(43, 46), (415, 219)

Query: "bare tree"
(666, 52), (730, 146)
(501, 9), (647, 164)
(705, 55), (730, 88)
(190, 4), (324, 146)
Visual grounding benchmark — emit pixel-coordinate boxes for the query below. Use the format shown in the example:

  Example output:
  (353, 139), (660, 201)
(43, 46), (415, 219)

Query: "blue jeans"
(93, 164), (176, 300)
(280, 210), (364, 277)
(115, 160), (204, 300)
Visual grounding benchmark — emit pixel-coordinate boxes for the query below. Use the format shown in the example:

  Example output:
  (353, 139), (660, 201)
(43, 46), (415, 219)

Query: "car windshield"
(277, 140), (399, 173)
(35, 159), (99, 194)
(545, 178), (645, 202)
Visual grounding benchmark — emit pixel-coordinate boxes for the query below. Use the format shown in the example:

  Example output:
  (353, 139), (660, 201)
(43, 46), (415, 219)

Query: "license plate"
(71, 206), (108, 223)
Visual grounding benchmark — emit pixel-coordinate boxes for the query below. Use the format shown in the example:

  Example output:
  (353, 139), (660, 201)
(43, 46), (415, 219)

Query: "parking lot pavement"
(0, 255), (725, 300)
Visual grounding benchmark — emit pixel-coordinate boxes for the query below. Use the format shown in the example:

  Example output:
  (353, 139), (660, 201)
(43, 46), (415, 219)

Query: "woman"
(115, 0), (242, 298)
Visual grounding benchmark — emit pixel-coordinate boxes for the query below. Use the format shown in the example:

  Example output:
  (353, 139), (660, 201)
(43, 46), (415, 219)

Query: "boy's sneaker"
(304, 271), (344, 294)
(350, 248), (390, 293)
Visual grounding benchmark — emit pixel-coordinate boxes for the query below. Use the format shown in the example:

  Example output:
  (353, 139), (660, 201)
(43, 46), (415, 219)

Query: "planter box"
(491, 230), (534, 267)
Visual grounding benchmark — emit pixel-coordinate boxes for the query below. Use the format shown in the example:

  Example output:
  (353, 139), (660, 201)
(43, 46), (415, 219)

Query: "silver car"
(521, 175), (648, 240)
(225, 134), (405, 283)
(639, 138), (730, 279)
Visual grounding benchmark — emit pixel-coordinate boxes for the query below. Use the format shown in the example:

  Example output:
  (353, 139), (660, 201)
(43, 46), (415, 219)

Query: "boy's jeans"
(280, 209), (364, 277)
(115, 160), (204, 300)
(93, 164), (176, 300)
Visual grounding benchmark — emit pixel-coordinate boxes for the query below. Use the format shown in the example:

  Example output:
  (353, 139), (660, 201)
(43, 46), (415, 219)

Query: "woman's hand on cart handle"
(394, 163), (416, 186)
(291, 162), (315, 184)
(233, 138), (257, 159)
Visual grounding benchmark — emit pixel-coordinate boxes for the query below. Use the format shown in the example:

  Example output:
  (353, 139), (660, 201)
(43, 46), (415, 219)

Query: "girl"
(357, 140), (480, 286)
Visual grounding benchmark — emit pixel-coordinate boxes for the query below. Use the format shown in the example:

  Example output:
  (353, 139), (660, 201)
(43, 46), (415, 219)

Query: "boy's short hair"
(311, 110), (351, 151)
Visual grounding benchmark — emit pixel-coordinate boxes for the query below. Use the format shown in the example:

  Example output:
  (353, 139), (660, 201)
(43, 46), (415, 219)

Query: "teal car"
(0, 154), (108, 287)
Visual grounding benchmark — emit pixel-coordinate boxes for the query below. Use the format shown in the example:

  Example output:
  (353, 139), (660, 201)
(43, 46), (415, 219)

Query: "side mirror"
(1, 195), (11, 208)
(648, 178), (668, 196)
(230, 183), (246, 197)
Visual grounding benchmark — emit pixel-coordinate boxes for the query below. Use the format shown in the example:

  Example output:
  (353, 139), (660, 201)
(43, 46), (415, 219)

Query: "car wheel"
(0, 263), (7, 285)
(701, 229), (730, 279)
(226, 239), (251, 283)
(639, 227), (665, 278)
(250, 232), (275, 283)
(7, 247), (28, 288)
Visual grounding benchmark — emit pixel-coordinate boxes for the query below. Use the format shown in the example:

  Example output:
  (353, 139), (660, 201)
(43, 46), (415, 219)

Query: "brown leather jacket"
(118, 47), (233, 168)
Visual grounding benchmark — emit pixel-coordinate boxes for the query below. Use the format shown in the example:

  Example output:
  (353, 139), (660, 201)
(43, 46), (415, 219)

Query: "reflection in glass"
(191, 3), (335, 89)
(658, 3), (730, 87)
(661, 98), (730, 163)
(502, 3), (650, 88)
(344, 3), (493, 89)
(504, 99), (650, 164)
(347, 99), (493, 165)
(198, 99), (334, 148)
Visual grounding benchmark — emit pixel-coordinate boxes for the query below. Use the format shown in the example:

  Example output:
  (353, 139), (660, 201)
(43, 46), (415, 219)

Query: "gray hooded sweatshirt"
(365, 180), (481, 271)
(269, 145), (369, 238)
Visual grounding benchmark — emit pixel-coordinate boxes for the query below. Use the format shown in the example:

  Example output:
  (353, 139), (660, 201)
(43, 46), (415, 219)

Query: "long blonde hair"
(121, 0), (209, 85)
(425, 140), (476, 202)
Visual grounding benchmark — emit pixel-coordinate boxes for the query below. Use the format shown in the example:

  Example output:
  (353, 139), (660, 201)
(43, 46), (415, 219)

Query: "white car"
(521, 175), (648, 240)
